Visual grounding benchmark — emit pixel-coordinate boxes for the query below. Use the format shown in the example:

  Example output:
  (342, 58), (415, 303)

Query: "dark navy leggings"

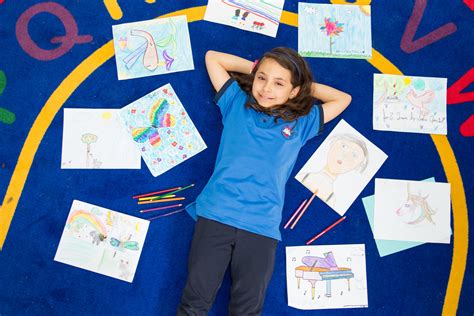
(177, 217), (278, 316)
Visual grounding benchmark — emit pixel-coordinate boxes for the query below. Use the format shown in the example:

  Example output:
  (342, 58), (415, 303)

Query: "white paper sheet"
(298, 3), (372, 59)
(295, 119), (387, 215)
(286, 244), (368, 310)
(120, 83), (207, 177)
(373, 74), (447, 134)
(61, 109), (141, 169)
(204, 0), (284, 37)
(54, 200), (149, 283)
(373, 178), (451, 243)
(112, 16), (194, 80)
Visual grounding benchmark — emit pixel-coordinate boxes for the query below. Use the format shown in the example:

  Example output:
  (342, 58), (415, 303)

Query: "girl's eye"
(276, 82), (284, 87)
(258, 76), (265, 80)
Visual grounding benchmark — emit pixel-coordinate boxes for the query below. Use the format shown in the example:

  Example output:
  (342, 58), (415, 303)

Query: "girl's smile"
(252, 58), (300, 108)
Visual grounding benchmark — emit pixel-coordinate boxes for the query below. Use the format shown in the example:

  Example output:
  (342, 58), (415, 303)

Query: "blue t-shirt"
(186, 79), (324, 240)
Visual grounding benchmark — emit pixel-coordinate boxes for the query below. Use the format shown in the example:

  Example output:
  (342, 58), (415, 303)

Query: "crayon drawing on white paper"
(298, 3), (372, 59)
(295, 120), (387, 215)
(120, 83), (207, 177)
(61, 109), (141, 169)
(112, 15), (194, 80)
(286, 244), (368, 310)
(54, 200), (149, 283)
(204, 0), (285, 37)
(373, 74), (447, 134)
(373, 179), (451, 243)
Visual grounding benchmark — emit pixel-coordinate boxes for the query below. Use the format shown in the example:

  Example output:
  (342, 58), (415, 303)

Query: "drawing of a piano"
(294, 251), (354, 300)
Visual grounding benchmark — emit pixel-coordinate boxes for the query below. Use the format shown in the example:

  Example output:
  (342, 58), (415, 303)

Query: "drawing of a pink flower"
(320, 17), (344, 54)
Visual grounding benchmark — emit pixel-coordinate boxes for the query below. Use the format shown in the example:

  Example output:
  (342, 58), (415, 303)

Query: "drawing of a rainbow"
(67, 210), (108, 237)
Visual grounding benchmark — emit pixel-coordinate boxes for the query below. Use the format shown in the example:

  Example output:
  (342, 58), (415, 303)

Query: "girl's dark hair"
(232, 47), (317, 122)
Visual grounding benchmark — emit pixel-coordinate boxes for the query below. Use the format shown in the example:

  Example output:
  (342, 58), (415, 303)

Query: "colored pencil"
(148, 208), (185, 221)
(133, 186), (181, 199)
(137, 197), (185, 205)
(283, 199), (307, 229)
(138, 194), (176, 201)
(306, 216), (347, 245)
(148, 183), (195, 200)
(290, 190), (318, 230)
(139, 204), (183, 213)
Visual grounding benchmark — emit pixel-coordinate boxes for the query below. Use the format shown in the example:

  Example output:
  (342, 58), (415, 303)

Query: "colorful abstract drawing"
(298, 3), (372, 59)
(131, 98), (176, 147)
(54, 200), (150, 283)
(120, 83), (207, 177)
(112, 15), (194, 80)
(286, 245), (368, 310)
(373, 74), (447, 134)
(204, 0), (285, 37)
(373, 179), (451, 244)
(295, 120), (387, 216)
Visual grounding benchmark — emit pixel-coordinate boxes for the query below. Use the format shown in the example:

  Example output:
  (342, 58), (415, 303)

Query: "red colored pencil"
(147, 208), (185, 221)
(306, 216), (347, 245)
(283, 199), (307, 229)
(139, 204), (183, 213)
(290, 190), (318, 230)
(133, 187), (181, 199)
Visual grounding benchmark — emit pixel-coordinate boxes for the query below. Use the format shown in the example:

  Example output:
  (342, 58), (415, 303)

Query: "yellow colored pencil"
(138, 194), (176, 201)
(137, 197), (185, 205)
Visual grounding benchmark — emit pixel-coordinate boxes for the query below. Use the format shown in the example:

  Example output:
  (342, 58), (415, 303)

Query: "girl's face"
(252, 58), (300, 108)
(326, 139), (365, 174)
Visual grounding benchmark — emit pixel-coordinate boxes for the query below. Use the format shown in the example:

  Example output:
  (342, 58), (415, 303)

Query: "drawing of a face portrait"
(300, 134), (368, 207)
(295, 120), (387, 215)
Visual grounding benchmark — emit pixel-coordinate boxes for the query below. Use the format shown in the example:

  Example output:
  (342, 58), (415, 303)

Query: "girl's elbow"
(205, 50), (216, 62)
(344, 93), (352, 108)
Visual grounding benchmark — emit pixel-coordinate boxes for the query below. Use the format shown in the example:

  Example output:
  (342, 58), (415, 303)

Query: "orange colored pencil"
(283, 199), (307, 229)
(133, 187), (181, 199)
(306, 216), (346, 245)
(290, 190), (318, 230)
(137, 197), (185, 205)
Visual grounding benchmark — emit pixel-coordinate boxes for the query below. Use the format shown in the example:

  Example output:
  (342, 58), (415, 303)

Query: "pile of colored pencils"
(133, 184), (195, 220)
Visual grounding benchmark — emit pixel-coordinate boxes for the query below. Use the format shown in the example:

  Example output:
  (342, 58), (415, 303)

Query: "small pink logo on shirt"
(282, 126), (292, 138)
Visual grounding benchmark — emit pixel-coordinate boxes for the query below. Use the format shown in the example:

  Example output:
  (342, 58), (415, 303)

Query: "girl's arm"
(311, 83), (352, 123)
(205, 50), (253, 92)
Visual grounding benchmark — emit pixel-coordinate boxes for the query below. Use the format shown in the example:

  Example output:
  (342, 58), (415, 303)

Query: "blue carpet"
(0, 0), (473, 315)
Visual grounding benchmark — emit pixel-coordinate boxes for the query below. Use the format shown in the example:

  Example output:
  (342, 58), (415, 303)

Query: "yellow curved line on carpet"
(103, 0), (123, 20)
(0, 5), (467, 315)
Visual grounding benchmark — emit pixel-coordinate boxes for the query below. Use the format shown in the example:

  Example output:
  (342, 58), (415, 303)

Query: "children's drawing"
(373, 179), (451, 243)
(120, 83), (207, 177)
(295, 119), (387, 216)
(286, 245), (368, 310)
(204, 0), (285, 38)
(112, 15), (194, 80)
(54, 200), (150, 283)
(81, 133), (99, 168)
(362, 178), (452, 257)
(61, 109), (141, 169)
(298, 3), (372, 59)
(396, 183), (436, 225)
(373, 74), (447, 134)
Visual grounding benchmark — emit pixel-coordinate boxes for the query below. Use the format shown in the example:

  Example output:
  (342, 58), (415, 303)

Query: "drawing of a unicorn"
(396, 184), (436, 225)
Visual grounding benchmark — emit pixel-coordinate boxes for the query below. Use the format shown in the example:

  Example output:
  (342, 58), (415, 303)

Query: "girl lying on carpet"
(177, 47), (352, 315)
